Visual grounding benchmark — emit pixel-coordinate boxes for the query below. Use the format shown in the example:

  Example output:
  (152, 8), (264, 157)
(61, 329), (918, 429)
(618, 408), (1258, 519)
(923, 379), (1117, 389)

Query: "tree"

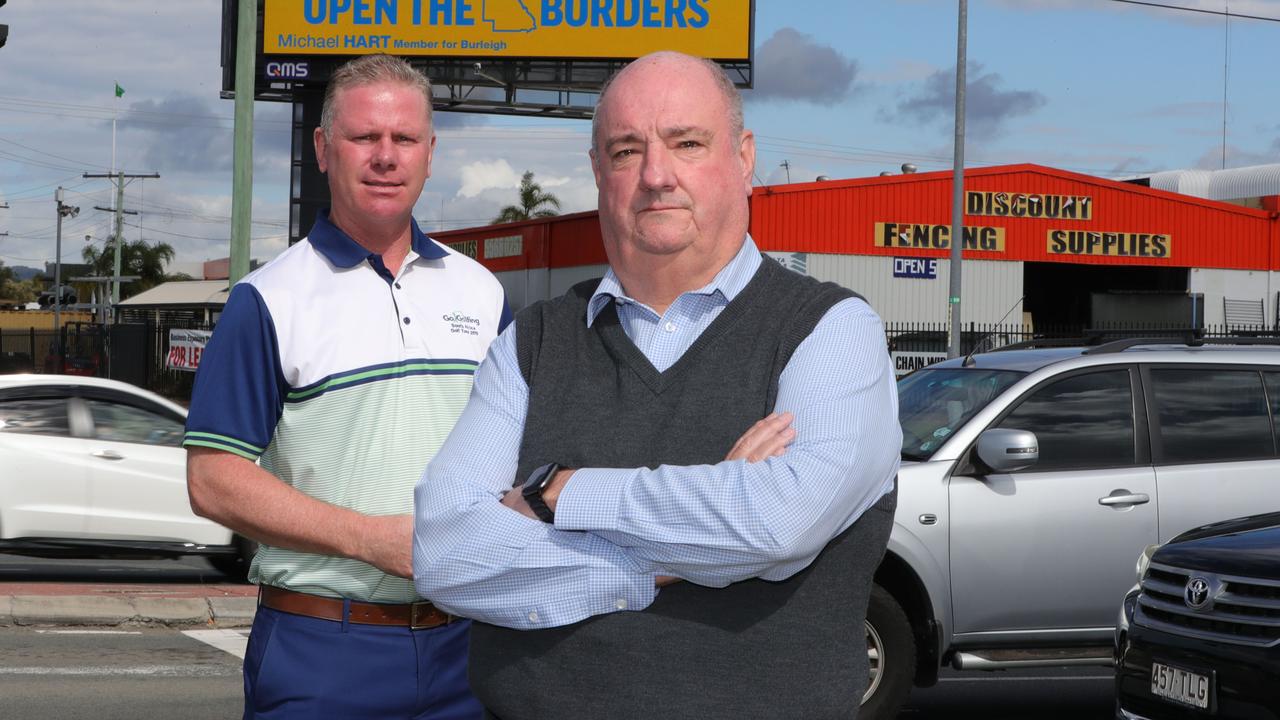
(0, 261), (38, 303)
(81, 236), (176, 300)
(491, 171), (562, 224)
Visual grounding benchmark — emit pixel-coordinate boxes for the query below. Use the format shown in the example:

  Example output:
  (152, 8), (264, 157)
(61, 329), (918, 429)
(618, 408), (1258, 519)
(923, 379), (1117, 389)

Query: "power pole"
(780, 160), (791, 183)
(54, 188), (81, 369)
(83, 171), (159, 317)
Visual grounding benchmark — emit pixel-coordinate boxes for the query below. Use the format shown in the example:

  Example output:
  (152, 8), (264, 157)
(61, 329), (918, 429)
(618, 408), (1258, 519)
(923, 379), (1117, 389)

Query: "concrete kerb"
(3, 594), (257, 628)
(209, 596), (257, 627)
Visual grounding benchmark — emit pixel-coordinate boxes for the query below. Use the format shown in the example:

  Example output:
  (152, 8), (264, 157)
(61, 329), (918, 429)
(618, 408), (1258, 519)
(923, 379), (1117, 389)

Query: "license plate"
(1150, 661), (1212, 710)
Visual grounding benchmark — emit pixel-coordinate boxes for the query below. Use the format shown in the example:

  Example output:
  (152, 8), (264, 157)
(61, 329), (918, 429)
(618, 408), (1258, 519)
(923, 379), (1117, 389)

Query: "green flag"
(114, 83), (124, 98)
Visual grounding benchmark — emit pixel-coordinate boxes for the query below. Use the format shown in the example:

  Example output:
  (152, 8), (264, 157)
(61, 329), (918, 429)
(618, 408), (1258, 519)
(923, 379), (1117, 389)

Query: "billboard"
(262, 0), (752, 59)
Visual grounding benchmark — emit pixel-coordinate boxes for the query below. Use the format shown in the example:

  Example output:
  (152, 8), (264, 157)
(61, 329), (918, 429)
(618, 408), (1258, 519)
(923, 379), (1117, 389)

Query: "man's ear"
(589, 147), (603, 189)
(314, 127), (328, 174)
(738, 129), (756, 196)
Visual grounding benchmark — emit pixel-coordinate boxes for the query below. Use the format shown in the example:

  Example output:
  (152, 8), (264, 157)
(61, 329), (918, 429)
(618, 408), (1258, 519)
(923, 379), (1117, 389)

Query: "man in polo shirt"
(185, 54), (507, 718)
(413, 51), (899, 719)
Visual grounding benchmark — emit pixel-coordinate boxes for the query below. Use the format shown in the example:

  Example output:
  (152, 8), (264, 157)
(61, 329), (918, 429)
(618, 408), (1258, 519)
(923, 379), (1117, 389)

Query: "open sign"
(893, 257), (938, 279)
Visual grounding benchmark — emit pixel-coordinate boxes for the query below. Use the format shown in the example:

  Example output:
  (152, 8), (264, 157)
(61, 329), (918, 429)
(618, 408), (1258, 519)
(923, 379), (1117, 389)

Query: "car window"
(1150, 368), (1273, 463)
(0, 397), (71, 437)
(997, 369), (1134, 470)
(84, 398), (185, 447)
(897, 368), (1025, 460)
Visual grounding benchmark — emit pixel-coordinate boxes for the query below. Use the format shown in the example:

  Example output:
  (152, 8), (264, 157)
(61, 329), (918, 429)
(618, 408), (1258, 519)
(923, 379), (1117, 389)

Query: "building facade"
(432, 164), (1280, 330)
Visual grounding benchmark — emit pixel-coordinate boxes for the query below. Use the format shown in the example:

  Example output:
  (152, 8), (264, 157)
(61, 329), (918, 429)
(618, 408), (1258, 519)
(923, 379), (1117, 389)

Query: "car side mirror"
(975, 428), (1039, 473)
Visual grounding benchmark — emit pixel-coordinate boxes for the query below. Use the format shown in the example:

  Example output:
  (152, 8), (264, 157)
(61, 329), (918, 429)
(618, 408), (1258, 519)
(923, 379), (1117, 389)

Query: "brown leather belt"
(259, 585), (457, 630)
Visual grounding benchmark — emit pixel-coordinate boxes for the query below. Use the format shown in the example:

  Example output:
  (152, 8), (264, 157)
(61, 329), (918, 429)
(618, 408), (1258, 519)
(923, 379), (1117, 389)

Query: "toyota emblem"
(1184, 577), (1211, 610)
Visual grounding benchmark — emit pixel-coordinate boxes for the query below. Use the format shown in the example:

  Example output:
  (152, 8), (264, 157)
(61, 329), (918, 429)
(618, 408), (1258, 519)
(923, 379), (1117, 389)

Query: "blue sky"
(1, 0), (1277, 272)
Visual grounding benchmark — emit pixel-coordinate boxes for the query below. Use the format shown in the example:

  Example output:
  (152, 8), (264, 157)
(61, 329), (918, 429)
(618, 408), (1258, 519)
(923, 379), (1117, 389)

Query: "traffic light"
(0, 0), (7, 50)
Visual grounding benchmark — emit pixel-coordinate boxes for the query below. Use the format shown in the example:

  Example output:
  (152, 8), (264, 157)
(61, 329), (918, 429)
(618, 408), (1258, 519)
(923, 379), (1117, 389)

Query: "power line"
(1111, 0), (1280, 22)
(0, 148), (86, 174)
(0, 137), (110, 172)
(0, 95), (294, 127)
(122, 220), (285, 242)
(0, 175), (90, 199)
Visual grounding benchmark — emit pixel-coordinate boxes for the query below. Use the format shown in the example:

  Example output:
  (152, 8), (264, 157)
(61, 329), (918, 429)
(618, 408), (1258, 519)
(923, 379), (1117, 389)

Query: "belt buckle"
(410, 601), (444, 630)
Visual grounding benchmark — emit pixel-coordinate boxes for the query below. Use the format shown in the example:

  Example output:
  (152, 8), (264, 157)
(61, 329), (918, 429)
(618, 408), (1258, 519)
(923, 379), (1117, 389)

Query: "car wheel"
(861, 584), (915, 719)
(209, 535), (257, 582)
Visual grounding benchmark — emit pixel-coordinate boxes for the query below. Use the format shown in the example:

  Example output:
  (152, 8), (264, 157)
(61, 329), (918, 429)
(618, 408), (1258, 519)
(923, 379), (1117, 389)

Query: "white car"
(0, 374), (252, 577)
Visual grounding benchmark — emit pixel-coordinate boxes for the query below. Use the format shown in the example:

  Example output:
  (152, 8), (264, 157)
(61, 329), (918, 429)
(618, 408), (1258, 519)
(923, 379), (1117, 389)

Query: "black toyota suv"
(1115, 512), (1280, 719)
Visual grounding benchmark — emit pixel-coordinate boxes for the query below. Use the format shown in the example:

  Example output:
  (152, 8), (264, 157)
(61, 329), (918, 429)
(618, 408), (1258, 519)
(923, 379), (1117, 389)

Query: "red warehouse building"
(432, 164), (1280, 330)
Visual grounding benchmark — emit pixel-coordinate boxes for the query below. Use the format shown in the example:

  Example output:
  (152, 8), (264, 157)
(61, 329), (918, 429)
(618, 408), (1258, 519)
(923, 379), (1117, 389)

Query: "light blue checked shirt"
(413, 237), (900, 629)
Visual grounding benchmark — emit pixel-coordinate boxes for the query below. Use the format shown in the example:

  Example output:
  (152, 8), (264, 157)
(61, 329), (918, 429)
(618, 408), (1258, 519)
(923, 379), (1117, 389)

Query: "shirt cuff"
(182, 432), (265, 461)
(554, 467), (636, 533)
(516, 531), (660, 629)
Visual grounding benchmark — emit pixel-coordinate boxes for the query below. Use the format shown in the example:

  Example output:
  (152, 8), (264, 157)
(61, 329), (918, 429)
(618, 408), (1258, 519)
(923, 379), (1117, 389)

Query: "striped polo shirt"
(184, 210), (509, 602)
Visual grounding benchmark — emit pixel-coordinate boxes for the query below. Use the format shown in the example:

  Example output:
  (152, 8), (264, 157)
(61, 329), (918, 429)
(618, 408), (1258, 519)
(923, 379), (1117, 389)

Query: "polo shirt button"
(663, 322), (676, 332)
(403, 317), (411, 325)
(395, 282), (402, 289)
(615, 598), (628, 610)
(527, 610), (539, 623)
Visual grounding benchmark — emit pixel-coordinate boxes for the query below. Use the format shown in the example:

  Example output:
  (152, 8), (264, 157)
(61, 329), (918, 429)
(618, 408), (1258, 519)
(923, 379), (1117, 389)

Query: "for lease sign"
(167, 329), (212, 372)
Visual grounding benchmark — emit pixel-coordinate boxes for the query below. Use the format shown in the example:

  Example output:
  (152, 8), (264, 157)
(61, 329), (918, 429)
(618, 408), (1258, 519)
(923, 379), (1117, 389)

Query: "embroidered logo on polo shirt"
(443, 312), (481, 336)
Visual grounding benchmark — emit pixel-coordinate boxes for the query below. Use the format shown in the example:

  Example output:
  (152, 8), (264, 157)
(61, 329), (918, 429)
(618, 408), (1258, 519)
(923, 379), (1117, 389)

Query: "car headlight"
(1135, 544), (1160, 582)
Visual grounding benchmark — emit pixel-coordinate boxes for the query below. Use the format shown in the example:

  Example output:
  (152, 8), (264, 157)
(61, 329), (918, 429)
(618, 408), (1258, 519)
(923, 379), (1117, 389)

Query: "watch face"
(522, 463), (558, 523)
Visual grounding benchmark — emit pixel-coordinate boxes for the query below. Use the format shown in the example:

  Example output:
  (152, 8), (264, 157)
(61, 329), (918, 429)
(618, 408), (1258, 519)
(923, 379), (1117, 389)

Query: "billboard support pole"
(230, 0), (255, 286)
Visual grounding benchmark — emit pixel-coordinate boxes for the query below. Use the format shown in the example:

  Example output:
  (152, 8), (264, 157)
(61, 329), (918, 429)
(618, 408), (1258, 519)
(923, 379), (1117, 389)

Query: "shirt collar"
(586, 235), (764, 326)
(307, 208), (448, 269)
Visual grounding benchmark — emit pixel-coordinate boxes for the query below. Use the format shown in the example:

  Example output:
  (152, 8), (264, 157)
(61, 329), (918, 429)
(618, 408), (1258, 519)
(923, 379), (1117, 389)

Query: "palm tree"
(82, 236), (176, 300)
(492, 171), (562, 224)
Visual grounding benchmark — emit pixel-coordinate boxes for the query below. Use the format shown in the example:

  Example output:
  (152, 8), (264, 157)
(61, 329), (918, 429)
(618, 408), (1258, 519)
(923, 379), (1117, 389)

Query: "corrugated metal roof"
(118, 280), (229, 307)
(1207, 164), (1280, 201)
(1147, 169), (1213, 197)
(1142, 164), (1280, 201)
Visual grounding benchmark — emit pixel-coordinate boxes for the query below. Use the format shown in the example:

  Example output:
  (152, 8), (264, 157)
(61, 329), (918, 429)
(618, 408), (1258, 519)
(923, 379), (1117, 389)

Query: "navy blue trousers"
(243, 605), (482, 719)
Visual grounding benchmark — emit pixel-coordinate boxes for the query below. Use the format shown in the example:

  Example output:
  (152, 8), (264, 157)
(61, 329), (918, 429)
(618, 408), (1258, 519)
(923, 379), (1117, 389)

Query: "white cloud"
(456, 159), (523, 198)
(455, 158), (572, 199)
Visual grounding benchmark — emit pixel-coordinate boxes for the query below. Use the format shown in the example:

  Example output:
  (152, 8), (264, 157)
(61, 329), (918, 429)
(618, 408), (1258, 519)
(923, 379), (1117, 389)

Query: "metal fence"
(884, 322), (1280, 355)
(6, 320), (1280, 401)
(0, 321), (206, 402)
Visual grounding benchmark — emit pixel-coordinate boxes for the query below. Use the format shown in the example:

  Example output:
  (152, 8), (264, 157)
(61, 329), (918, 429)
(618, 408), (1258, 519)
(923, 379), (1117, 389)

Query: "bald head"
(591, 51), (744, 154)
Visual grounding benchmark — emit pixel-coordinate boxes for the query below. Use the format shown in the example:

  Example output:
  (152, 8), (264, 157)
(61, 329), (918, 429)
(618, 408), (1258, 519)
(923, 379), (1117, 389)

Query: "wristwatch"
(521, 462), (561, 524)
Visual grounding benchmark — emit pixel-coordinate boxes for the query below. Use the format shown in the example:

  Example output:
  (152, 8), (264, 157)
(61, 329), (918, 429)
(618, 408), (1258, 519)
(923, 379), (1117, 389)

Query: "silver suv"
(861, 338), (1280, 719)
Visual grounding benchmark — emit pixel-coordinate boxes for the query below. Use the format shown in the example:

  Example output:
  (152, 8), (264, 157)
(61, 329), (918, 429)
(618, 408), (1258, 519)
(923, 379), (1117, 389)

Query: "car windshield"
(897, 368), (1026, 460)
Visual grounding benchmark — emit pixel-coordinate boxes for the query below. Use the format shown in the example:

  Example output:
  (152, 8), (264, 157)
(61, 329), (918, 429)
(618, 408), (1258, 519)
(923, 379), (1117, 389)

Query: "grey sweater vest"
(469, 257), (896, 720)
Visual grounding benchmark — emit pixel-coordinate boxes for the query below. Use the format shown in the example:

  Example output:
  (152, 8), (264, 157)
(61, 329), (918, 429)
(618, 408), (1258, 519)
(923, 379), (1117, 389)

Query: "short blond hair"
(320, 54), (434, 139)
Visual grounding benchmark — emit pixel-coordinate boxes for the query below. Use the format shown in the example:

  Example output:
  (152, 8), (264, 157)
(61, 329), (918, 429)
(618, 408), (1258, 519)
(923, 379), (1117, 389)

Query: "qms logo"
(265, 61), (310, 80)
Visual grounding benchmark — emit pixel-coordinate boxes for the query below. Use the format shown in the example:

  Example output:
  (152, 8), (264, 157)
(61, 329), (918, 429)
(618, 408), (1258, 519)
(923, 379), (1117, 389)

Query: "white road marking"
(938, 675), (1113, 682)
(183, 629), (249, 659)
(0, 665), (238, 677)
(32, 629), (142, 635)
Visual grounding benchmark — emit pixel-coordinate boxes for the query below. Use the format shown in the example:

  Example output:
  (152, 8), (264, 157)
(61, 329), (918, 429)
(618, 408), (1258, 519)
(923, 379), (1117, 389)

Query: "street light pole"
(947, 0), (968, 359)
(53, 187), (80, 372)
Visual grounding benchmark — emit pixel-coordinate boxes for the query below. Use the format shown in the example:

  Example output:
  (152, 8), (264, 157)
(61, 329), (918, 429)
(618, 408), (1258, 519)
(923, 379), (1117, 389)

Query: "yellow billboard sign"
(263, 0), (752, 59)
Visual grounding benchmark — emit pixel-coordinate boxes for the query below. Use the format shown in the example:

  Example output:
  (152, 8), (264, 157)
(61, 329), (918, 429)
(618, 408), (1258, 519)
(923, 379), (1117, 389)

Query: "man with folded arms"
(414, 51), (899, 720)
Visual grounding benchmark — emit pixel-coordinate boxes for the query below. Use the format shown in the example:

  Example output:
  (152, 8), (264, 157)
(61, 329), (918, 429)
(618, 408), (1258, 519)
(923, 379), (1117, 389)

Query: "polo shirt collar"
(308, 209), (448, 269)
(586, 235), (764, 327)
